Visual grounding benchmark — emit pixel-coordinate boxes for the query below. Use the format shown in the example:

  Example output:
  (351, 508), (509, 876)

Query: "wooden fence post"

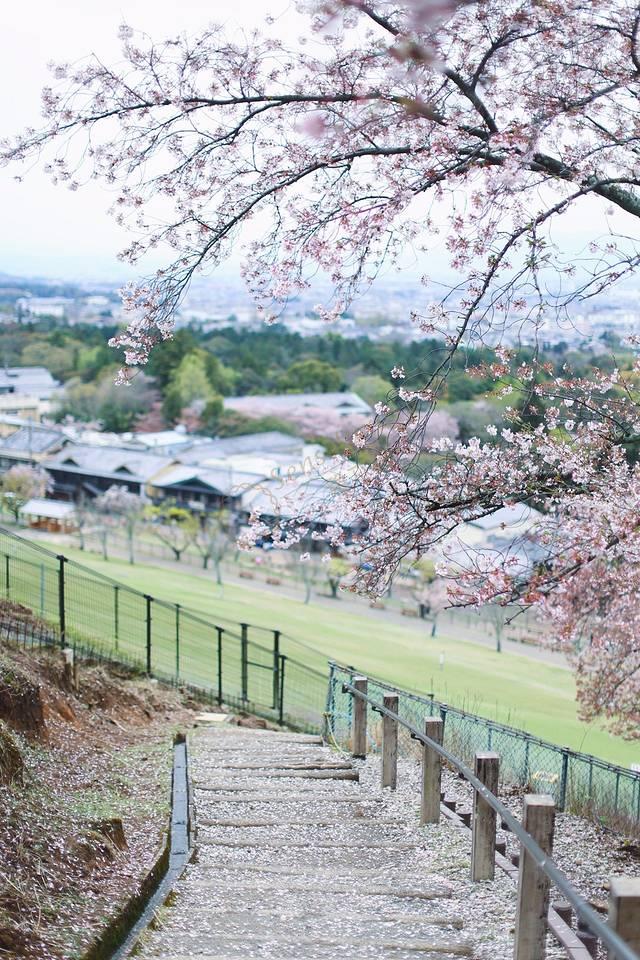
(471, 752), (500, 881)
(514, 794), (555, 960)
(381, 693), (398, 790)
(352, 676), (368, 758)
(420, 717), (443, 824)
(608, 877), (640, 959)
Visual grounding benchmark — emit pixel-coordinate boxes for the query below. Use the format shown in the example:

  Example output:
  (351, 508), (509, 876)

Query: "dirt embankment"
(0, 601), (201, 960)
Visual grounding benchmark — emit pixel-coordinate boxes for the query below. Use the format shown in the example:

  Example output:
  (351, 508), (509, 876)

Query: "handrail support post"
(351, 676), (368, 758)
(514, 794), (555, 960)
(420, 717), (443, 825)
(608, 878), (640, 958)
(471, 751), (500, 881)
(381, 693), (398, 790)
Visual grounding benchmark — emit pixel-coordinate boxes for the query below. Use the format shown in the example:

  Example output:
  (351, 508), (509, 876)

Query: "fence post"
(144, 594), (152, 675)
(608, 877), (640, 958)
(216, 626), (223, 704)
(175, 603), (180, 679)
(421, 716), (443, 825)
(278, 654), (286, 725)
(4, 554), (9, 599)
(272, 630), (280, 710)
(381, 693), (399, 790)
(240, 622), (248, 702)
(523, 738), (530, 785)
(324, 660), (336, 743)
(57, 554), (66, 649)
(514, 794), (556, 960)
(351, 676), (368, 758)
(39, 562), (45, 616)
(439, 702), (448, 734)
(559, 748), (570, 810)
(471, 752), (500, 881)
(114, 585), (119, 649)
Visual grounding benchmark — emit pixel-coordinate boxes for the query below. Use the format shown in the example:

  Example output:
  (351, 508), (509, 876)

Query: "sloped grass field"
(5, 535), (639, 767)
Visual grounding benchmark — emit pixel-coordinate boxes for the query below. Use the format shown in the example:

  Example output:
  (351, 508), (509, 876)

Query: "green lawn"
(11, 536), (638, 769)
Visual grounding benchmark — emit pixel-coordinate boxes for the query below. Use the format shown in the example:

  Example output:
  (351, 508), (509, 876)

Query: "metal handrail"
(341, 679), (639, 960)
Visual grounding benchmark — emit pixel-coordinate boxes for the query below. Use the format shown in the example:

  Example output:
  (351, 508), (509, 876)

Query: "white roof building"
(20, 498), (76, 521)
(0, 367), (60, 400)
(224, 392), (372, 417)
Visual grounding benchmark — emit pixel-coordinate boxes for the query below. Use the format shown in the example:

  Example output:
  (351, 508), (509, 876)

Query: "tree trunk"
(329, 578), (339, 599)
(214, 559), (222, 586)
(173, 548), (182, 562)
(202, 555), (210, 569)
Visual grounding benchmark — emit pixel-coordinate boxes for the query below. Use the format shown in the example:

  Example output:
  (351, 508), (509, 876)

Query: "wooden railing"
(342, 678), (640, 960)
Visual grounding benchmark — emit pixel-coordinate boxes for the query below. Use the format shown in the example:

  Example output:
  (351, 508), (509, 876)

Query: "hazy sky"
(0, 0), (305, 282)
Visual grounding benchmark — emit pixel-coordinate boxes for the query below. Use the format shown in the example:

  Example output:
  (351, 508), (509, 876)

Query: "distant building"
(147, 463), (263, 512)
(42, 444), (174, 500)
(0, 424), (69, 470)
(442, 504), (547, 579)
(0, 366), (61, 419)
(224, 391), (372, 418)
(19, 498), (76, 533)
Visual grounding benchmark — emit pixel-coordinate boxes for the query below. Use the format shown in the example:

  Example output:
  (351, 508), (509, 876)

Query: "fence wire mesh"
(327, 661), (640, 830)
(0, 527), (327, 732)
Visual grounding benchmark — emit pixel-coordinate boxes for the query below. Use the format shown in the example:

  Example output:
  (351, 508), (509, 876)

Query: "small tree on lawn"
(412, 557), (436, 620)
(290, 548), (318, 605)
(95, 485), (145, 565)
(0, 465), (51, 522)
(73, 493), (95, 551)
(193, 510), (231, 583)
(326, 555), (350, 600)
(144, 501), (198, 562)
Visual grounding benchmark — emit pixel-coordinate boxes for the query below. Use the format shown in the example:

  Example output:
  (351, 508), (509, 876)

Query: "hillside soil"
(0, 600), (203, 960)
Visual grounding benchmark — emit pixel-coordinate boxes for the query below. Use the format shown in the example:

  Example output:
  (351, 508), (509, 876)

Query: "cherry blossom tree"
(4, 0), (640, 733)
(95, 485), (145, 564)
(0, 466), (52, 522)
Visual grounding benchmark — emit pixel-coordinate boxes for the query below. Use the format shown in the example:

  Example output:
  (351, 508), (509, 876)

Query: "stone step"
(197, 760), (354, 771)
(198, 835), (423, 850)
(188, 862), (452, 884)
(194, 792), (374, 804)
(143, 933), (472, 958)
(193, 782), (363, 794)
(199, 727), (329, 749)
(194, 768), (360, 781)
(181, 877), (453, 899)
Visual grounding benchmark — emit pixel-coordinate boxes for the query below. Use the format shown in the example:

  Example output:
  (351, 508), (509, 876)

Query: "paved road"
(134, 724), (516, 959)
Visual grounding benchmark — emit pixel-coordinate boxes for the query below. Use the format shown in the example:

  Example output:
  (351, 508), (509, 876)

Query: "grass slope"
(26, 541), (638, 768)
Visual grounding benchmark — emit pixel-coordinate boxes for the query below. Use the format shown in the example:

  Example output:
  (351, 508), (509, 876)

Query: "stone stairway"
(134, 725), (517, 960)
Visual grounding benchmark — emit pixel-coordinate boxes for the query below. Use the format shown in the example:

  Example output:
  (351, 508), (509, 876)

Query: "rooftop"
(43, 444), (174, 482)
(0, 424), (68, 455)
(0, 367), (60, 399)
(224, 392), (372, 416)
(20, 498), (76, 520)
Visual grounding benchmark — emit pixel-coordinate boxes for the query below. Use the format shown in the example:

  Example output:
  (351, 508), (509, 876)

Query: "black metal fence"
(327, 661), (640, 831)
(0, 527), (327, 731)
(5, 526), (640, 831)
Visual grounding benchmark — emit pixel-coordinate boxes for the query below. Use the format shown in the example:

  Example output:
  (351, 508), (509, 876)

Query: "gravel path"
(134, 725), (518, 959)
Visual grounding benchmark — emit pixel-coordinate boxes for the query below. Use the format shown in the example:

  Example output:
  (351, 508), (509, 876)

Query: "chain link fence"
(0, 526), (327, 731)
(327, 661), (640, 832)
